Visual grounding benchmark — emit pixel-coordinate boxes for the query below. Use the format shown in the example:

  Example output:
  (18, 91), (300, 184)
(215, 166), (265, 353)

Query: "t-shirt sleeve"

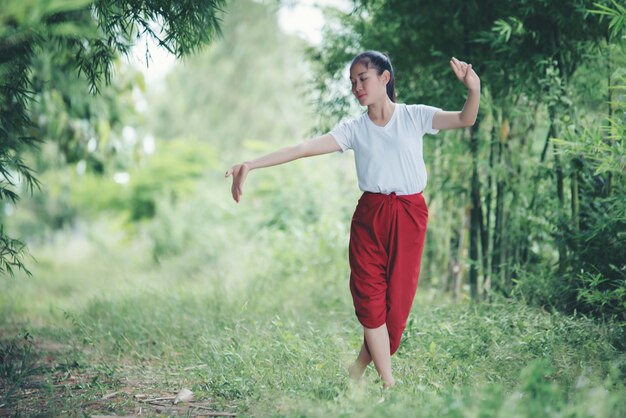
(409, 104), (442, 136)
(329, 118), (355, 153)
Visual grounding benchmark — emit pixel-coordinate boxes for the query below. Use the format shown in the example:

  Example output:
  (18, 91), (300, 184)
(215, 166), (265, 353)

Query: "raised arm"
(432, 57), (480, 131)
(225, 134), (341, 203)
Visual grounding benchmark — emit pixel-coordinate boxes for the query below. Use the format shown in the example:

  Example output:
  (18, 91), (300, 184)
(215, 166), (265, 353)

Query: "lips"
(357, 93), (366, 99)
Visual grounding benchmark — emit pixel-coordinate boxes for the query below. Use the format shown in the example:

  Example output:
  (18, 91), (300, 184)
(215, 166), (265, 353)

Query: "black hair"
(350, 50), (396, 103)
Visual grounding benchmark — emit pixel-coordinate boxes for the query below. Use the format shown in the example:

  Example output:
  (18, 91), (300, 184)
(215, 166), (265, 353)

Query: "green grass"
(2, 289), (625, 416)
(1, 212), (625, 416)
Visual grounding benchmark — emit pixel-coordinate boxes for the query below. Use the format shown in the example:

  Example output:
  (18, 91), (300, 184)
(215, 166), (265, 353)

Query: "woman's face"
(349, 62), (388, 105)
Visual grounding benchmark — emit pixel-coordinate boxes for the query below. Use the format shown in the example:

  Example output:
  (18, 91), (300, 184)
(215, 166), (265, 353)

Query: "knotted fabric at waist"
(359, 190), (424, 205)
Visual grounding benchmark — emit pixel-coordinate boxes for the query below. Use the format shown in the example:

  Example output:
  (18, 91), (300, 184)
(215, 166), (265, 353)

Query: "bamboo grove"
(309, 0), (625, 327)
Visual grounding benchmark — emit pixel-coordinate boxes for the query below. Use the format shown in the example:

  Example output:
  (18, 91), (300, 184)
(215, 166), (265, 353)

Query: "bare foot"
(348, 361), (366, 381)
(382, 379), (396, 390)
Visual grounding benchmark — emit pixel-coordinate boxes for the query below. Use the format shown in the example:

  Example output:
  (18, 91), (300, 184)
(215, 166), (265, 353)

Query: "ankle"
(348, 362), (362, 377)
(382, 378), (395, 389)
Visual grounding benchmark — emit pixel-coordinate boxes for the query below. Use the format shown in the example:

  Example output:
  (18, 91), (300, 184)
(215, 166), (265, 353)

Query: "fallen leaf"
(173, 388), (193, 404)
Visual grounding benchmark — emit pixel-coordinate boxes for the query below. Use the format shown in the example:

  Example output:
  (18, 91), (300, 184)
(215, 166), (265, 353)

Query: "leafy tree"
(0, 0), (227, 276)
(547, 0), (626, 325)
(309, 0), (615, 302)
(148, 0), (313, 156)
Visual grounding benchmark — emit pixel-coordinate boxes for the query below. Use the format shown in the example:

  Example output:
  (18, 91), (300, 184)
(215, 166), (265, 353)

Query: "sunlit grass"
(1, 159), (624, 416)
(2, 220), (624, 416)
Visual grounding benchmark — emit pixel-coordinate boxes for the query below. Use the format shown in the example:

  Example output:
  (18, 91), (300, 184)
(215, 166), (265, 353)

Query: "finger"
(450, 60), (462, 76)
(452, 59), (465, 77)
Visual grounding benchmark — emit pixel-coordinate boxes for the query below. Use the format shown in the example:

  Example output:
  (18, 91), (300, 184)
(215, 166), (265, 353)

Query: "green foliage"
(2, 0), (625, 412)
(569, 192), (626, 316)
(0, 225), (34, 277)
(0, 0), (227, 276)
(1, 0), (97, 230)
(537, 37), (626, 325)
(2, 129), (624, 416)
(590, 0), (626, 40)
(148, 0), (313, 153)
(576, 271), (626, 319)
(125, 138), (218, 221)
(310, 0), (624, 322)
(72, 137), (217, 221)
(2, 254), (625, 415)
(28, 47), (143, 174)
(67, 171), (127, 218)
(7, 137), (217, 243)
(0, 331), (40, 408)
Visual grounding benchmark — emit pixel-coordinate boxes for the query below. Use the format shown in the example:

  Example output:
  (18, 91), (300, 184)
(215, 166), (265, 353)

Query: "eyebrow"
(349, 71), (368, 81)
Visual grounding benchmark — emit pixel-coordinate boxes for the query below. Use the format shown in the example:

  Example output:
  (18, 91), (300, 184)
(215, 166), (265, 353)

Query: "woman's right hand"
(225, 162), (251, 203)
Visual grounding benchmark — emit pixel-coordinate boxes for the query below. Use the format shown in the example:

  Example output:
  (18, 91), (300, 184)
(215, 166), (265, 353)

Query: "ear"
(382, 69), (391, 85)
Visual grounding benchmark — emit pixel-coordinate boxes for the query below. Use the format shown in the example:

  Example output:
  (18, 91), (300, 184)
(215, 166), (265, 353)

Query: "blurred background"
(0, 0), (625, 414)
(2, 0), (623, 324)
(1, 0), (357, 320)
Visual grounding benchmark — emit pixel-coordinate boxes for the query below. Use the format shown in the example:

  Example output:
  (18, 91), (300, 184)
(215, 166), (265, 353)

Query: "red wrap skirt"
(348, 190), (428, 356)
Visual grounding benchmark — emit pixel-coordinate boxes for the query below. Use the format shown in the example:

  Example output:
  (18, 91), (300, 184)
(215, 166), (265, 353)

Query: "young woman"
(225, 51), (480, 389)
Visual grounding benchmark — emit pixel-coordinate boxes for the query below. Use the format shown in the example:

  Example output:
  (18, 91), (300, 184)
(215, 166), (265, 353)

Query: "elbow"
(462, 117), (477, 128)
(457, 113), (476, 128)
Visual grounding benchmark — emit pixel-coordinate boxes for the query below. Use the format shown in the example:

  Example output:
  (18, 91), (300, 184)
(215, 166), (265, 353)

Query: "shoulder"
(404, 103), (443, 122)
(330, 112), (368, 131)
(328, 112), (368, 152)
(404, 103), (436, 112)
(399, 103), (419, 117)
(407, 103), (442, 113)
(400, 103), (419, 121)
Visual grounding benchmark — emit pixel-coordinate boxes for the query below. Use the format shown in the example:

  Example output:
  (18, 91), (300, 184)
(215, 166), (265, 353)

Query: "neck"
(367, 98), (396, 122)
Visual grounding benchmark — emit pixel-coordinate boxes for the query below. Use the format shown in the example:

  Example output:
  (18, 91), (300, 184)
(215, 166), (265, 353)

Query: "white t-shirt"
(329, 103), (442, 195)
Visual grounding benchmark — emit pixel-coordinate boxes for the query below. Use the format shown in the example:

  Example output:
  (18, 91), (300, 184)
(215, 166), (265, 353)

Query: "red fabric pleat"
(348, 190), (428, 356)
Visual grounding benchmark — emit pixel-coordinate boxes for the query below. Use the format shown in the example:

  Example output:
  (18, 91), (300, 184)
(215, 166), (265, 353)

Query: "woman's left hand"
(450, 57), (480, 90)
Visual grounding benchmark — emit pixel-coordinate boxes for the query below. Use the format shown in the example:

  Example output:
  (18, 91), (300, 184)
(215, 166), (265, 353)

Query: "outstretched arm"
(225, 133), (341, 203)
(432, 57), (480, 130)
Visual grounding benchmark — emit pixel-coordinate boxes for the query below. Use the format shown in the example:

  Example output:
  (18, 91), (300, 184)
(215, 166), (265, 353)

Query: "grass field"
(1, 219), (625, 417)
